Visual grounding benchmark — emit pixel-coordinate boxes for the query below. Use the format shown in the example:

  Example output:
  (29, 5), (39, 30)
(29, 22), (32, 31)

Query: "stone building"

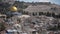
(23, 2), (60, 16)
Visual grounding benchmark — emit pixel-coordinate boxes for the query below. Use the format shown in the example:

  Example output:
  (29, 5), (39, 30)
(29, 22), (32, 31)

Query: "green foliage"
(39, 12), (44, 15)
(46, 12), (51, 16)
(58, 23), (60, 30)
(32, 12), (35, 16)
(52, 12), (55, 17)
(0, 23), (6, 32)
(47, 26), (58, 31)
(0, 3), (10, 14)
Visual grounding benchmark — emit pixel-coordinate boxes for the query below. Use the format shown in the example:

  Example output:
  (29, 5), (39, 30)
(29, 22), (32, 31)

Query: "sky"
(17, 0), (60, 5)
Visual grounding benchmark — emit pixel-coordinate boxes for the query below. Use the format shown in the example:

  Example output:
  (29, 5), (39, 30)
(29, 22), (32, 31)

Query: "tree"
(58, 22), (60, 30)
(39, 12), (43, 15)
(33, 12), (35, 16)
(46, 12), (51, 17)
(52, 12), (55, 17)
(47, 25), (58, 31)
(57, 14), (60, 18)
(13, 1), (27, 9)
(0, 23), (6, 32)
(0, 3), (10, 14)
(51, 7), (57, 11)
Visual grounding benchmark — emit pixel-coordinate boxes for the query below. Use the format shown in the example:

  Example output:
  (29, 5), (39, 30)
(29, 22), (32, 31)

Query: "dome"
(10, 6), (17, 11)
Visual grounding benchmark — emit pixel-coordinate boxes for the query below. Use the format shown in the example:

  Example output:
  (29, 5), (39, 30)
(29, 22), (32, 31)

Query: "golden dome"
(10, 6), (17, 11)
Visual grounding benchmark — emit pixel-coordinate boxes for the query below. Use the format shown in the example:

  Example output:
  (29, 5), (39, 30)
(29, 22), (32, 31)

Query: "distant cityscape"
(0, 0), (60, 34)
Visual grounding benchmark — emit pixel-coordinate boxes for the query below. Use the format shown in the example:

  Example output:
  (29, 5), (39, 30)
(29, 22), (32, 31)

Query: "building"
(2, 0), (16, 4)
(23, 2), (60, 16)
(0, 14), (6, 20)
